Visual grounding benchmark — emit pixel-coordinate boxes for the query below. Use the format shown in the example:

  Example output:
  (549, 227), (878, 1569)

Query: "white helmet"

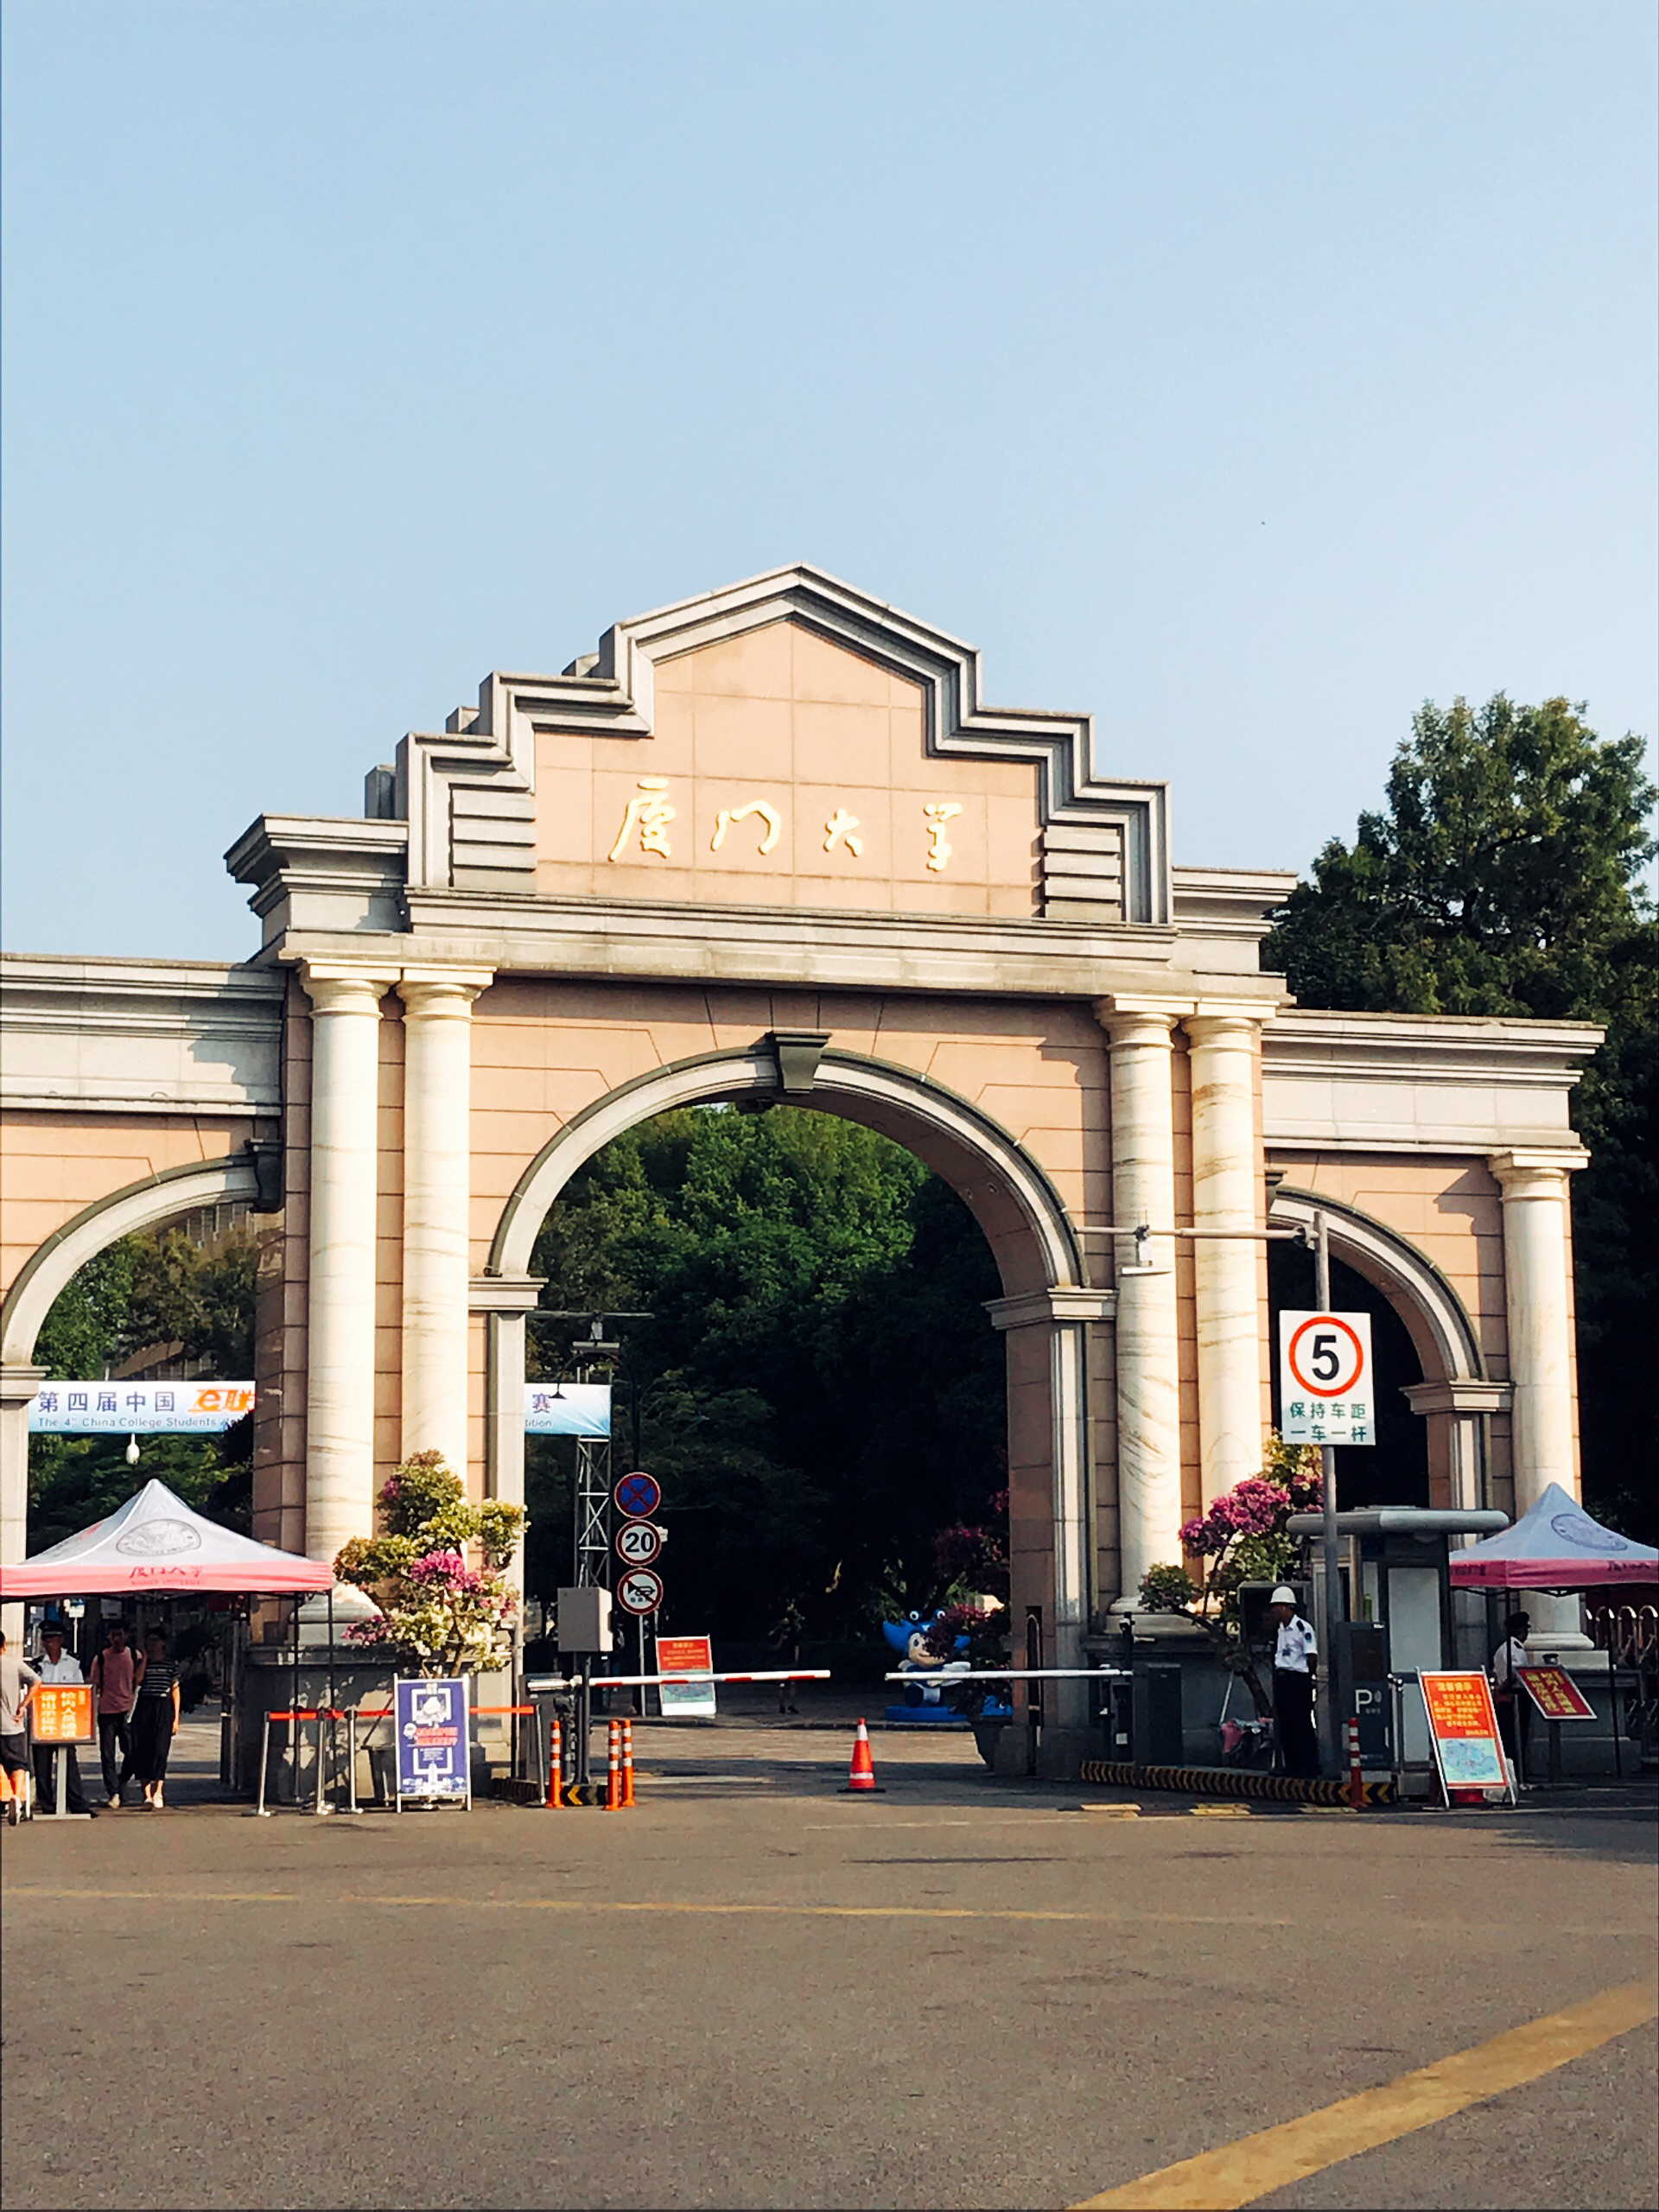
(1269, 1586), (1299, 1605)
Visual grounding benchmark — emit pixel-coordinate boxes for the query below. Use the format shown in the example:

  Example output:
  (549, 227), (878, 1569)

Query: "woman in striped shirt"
(130, 1628), (181, 1810)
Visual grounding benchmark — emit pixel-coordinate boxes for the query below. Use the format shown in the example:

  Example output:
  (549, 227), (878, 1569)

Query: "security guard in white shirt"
(1268, 1586), (1320, 1778)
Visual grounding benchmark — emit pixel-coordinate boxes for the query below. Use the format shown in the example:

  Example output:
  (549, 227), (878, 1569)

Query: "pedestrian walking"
(1268, 1585), (1321, 1778)
(769, 1600), (804, 1714)
(31, 1624), (98, 1817)
(91, 1622), (139, 1807)
(0, 1631), (41, 1825)
(1491, 1608), (1532, 1777)
(130, 1627), (181, 1810)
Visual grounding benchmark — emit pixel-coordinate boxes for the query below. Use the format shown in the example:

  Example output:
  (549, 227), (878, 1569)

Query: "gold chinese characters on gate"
(608, 782), (962, 873)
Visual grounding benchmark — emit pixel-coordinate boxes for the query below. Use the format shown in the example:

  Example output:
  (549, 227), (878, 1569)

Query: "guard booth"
(1287, 1505), (1508, 1785)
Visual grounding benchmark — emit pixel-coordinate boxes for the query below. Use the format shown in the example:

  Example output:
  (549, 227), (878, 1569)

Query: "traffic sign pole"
(1314, 1211), (1344, 1783)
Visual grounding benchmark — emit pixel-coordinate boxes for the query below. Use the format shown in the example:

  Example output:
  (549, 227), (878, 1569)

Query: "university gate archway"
(1, 566), (1602, 1703)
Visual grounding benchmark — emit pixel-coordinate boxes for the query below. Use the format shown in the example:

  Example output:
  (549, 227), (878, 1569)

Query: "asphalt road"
(2, 1719), (1655, 2210)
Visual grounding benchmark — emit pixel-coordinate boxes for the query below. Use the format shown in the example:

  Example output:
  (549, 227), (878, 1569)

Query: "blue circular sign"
(615, 1471), (661, 1520)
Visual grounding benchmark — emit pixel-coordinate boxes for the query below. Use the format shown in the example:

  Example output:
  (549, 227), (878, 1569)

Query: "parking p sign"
(1279, 1310), (1374, 1445)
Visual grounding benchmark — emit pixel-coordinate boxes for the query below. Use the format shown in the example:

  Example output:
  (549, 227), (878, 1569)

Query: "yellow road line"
(1, 1886), (1292, 1927)
(1071, 1980), (1658, 2211)
(3, 1888), (1652, 1945)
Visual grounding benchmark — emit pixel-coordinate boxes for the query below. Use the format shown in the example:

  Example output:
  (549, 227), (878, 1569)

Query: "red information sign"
(29, 1683), (94, 1744)
(1420, 1671), (1510, 1795)
(1516, 1665), (1596, 1721)
(656, 1632), (715, 1719)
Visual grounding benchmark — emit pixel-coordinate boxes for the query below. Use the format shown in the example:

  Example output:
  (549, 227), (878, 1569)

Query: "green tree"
(1264, 695), (1658, 1537)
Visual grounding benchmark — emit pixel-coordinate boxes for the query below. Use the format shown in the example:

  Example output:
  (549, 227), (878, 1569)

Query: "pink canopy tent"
(1449, 1481), (1659, 1592)
(0, 1478), (334, 1599)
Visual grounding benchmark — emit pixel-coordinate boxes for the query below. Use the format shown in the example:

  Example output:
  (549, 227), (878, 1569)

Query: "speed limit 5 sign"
(1278, 1310), (1375, 1445)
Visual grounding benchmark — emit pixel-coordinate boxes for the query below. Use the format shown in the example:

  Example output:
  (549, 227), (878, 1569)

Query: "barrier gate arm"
(526, 1668), (831, 1691)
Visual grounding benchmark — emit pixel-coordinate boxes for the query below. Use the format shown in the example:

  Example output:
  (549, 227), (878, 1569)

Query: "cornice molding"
(0, 954), (284, 1117)
(1266, 1008), (1603, 1086)
(984, 1287), (1118, 1331)
(276, 905), (1287, 1007)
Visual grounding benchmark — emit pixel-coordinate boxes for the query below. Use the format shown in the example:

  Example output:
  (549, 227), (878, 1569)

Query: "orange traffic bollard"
(546, 1713), (564, 1808)
(844, 1717), (883, 1794)
(606, 1719), (621, 1810)
(621, 1718), (635, 1808)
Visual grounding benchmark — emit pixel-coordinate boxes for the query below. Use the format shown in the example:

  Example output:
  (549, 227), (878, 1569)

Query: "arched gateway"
(0, 567), (1602, 1744)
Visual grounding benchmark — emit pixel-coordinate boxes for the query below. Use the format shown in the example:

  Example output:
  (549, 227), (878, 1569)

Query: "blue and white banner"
(395, 1677), (470, 1803)
(524, 1383), (611, 1437)
(28, 1382), (255, 1433)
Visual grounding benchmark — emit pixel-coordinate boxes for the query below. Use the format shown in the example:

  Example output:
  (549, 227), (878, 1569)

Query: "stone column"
(474, 1274), (544, 1531)
(1401, 1380), (1512, 1511)
(0, 1365), (46, 1643)
(300, 965), (392, 1566)
(398, 971), (492, 1476)
(1490, 1148), (1589, 1647)
(1185, 1009), (1269, 1504)
(1097, 1002), (1184, 1608)
(985, 1287), (1113, 1748)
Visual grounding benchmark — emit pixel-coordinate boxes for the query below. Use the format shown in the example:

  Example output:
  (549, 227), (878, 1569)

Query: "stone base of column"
(990, 1722), (1103, 1783)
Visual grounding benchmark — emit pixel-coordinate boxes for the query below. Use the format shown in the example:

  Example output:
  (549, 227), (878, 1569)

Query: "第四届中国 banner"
(28, 1382), (255, 1433)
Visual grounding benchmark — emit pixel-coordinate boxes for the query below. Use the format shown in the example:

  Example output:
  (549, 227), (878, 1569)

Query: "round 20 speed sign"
(615, 1519), (664, 1567)
(1277, 1309), (1374, 1445)
(616, 1567), (664, 1617)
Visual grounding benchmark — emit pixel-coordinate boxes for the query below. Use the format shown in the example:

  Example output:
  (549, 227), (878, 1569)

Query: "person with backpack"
(91, 1621), (140, 1807)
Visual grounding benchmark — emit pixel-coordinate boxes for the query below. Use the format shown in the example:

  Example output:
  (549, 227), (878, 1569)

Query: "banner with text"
(524, 1383), (612, 1437)
(28, 1382), (255, 1434)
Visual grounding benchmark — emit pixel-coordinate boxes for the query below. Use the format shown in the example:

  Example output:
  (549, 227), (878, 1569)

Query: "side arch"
(1, 1154), (261, 1367)
(1268, 1186), (1484, 1384)
(486, 1044), (1089, 1298)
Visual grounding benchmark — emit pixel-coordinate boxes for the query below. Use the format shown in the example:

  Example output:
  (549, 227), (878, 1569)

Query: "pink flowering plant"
(334, 1450), (525, 1675)
(1139, 1434), (1323, 1715)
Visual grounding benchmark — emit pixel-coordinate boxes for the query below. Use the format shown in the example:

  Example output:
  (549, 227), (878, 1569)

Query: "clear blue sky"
(3, 1), (1653, 957)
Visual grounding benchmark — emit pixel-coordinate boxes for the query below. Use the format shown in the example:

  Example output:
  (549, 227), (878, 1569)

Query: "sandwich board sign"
(1278, 1311), (1375, 1445)
(394, 1677), (471, 1810)
(1420, 1671), (1515, 1804)
(1516, 1665), (1595, 1721)
(656, 1633), (717, 1719)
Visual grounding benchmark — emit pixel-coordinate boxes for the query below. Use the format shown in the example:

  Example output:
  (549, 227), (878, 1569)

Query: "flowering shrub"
(933, 1490), (1011, 1605)
(1138, 1434), (1322, 1714)
(334, 1451), (525, 1675)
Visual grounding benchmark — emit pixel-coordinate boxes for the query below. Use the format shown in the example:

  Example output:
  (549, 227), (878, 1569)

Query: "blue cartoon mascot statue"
(881, 1612), (970, 1726)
